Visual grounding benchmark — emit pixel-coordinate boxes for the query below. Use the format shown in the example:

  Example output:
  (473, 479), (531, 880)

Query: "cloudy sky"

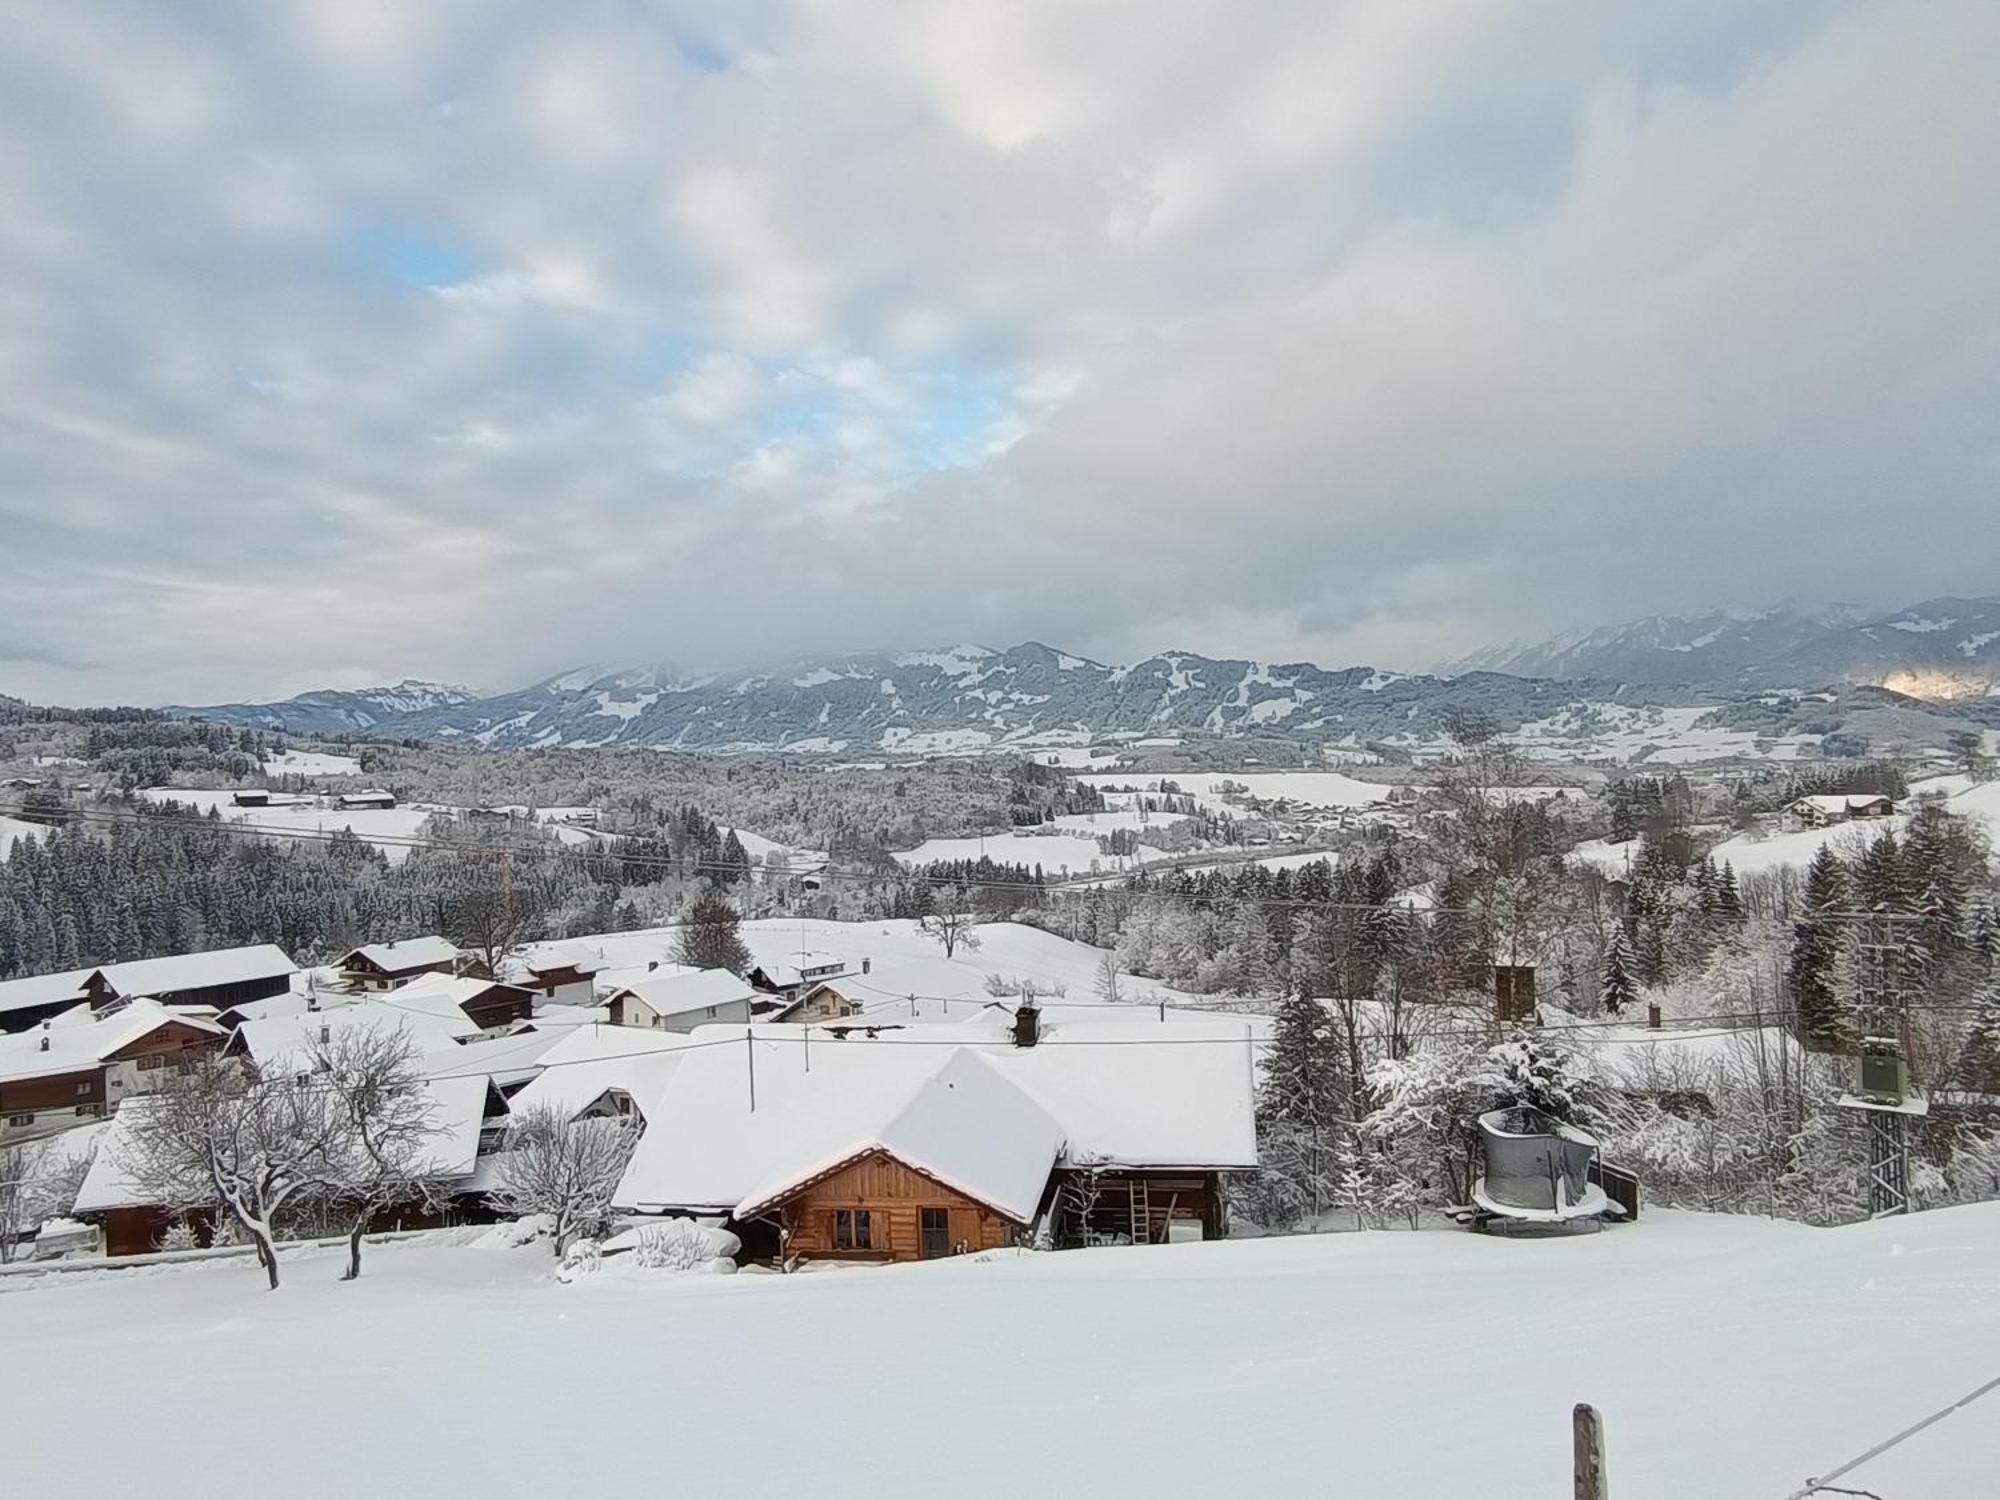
(2, 1), (1995, 705)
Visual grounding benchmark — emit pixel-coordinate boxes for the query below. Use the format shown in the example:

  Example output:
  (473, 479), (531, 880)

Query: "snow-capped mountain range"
(169, 594), (2000, 754)
(1450, 596), (2000, 694)
(176, 645), (1661, 753)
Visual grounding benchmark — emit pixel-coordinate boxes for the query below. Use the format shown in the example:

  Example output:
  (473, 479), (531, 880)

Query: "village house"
(335, 789), (397, 809)
(605, 968), (758, 1032)
(0, 999), (227, 1144)
(390, 972), (537, 1033)
(503, 945), (602, 1006)
(613, 1006), (1259, 1264)
(338, 936), (464, 992)
(744, 952), (852, 1012)
(1789, 792), (1895, 828)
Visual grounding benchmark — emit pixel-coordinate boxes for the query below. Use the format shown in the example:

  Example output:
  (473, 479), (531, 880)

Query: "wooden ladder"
(1129, 1178), (1151, 1244)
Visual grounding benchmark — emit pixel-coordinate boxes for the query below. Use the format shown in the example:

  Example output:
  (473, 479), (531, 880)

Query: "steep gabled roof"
(733, 1049), (1065, 1223)
(610, 967), (756, 1019)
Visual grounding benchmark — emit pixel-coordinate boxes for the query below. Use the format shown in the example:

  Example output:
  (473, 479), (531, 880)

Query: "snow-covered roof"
(1795, 793), (1892, 813)
(419, 1029), (571, 1088)
(733, 1049), (1065, 1222)
(234, 1001), (476, 1073)
(342, 936), (461, 973)
(615, 1021), (1259, 1215)
(611, 968), (757, 1019)
(0, 998), (225, 1084)
(88, 944), (298, 998)
(389, 972), (524, 1018)
(0, 966), (95, 1018)
(505, 1049), (684, 1124)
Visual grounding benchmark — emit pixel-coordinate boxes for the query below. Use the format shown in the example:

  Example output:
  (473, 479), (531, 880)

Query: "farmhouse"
(744, 946), (851, 1002)
(0, 998), (226, 1143)
(605, 968), (758, 1031)
(77, 944), (299, 1017)
(335, 789), (397, 809)
(1790, 793), (1895, 827)
(614, 1008), (1259, 1264)
(339, 936), (465, 992)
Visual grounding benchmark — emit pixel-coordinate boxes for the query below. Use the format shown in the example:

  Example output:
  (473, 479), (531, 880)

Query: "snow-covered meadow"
(3, 1205), (1995, 1497)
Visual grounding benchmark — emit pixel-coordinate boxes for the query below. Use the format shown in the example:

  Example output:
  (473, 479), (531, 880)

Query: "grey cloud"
(0, 1), (1994, 704)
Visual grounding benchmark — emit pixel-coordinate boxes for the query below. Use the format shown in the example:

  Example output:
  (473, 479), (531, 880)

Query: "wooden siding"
(772, 1150), (1021, 1263)
(0, 1067), (105, 1114)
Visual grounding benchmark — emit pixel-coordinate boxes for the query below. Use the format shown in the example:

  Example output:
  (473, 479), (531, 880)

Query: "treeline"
(0, 801), (736, 979)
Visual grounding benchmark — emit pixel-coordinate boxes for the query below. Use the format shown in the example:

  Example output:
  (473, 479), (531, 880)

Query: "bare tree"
(117, 1054), (352, 1290)
(307, 1028), (449, 1281)
(0, 1135), (91, 1263)
(488, 1103), (639, 1255)
(439, 852), (542, 976)
(919, 902), (981, 959)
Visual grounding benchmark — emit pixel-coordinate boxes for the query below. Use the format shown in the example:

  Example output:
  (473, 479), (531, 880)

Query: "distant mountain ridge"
(165, 680), (475, 735)
(174, 644), (1683, 753)
(1450, 596), (2000, 694)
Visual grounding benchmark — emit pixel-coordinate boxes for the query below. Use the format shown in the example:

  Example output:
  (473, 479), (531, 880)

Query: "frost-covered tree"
(117, 1054), (353, 1290)
(489, 1104), (639, 1255)
(307, 1028), (448, 1281)
(1788, 846), (1849, 1044)
(918, 900), (981, 959)
(0, 1134), (91, 1263)
(1092, 950), (1123, 1005)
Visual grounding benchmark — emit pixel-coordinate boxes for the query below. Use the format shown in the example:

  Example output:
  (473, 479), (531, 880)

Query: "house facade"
(339, 937), (463, 992)
(1790, 793), (1894, 828)
(606, 969), (758, 1032)
(746, 1150), (1021, 1262)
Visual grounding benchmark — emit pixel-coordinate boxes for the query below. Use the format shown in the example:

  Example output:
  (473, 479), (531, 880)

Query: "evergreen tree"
(672, 888), (752, 974)
(1599, 929), (1639, 1016)
(1713, 861), (1743, 920)
(1788, 846), (1848, 1043)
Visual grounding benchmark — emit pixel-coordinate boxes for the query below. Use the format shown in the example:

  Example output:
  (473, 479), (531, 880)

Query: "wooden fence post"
(1573, 1403), (1608, 1500)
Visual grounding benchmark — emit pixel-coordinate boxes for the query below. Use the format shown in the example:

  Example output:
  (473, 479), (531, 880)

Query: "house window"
(137, 1052), (167, 1071)
(6, 1113), (33, 1128)
(834, 1209), (873, 1250)
(704, 1005), (717, 1018)
(75, 1081), (93, 1097)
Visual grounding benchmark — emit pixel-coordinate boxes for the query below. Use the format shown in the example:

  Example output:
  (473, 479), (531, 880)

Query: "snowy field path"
(3, 1206), (1997, 1497)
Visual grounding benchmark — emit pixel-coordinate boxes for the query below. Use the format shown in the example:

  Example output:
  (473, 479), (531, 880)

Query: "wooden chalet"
(614, 1005), (1260, 1265)
(504, 946), (602, 1006)
(339, 936), (463, 992)
(383, 972), (535, 1033)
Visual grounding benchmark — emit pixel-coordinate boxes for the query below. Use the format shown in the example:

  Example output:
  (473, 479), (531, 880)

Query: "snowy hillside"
(4, 1206), (1995, 1496)
(172, 680), (475, 734)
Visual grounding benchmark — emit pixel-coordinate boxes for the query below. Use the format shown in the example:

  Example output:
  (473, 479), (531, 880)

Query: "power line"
(1783, 1371), (2000, 1500)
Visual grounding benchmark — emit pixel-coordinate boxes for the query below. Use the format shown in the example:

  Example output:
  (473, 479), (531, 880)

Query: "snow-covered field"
(4, 1205), (1995, 1497)
(134, 788), (444, 864)
(1078, 770), (1397, 812)
(894, 830), (1142, 876)
(262, 749), (363, 777)
(536, 918), (1203, 1011)
(0, 813), (48, 855)
(1502, 703), (1822, 765)
(1701, 778), (2000, 876)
